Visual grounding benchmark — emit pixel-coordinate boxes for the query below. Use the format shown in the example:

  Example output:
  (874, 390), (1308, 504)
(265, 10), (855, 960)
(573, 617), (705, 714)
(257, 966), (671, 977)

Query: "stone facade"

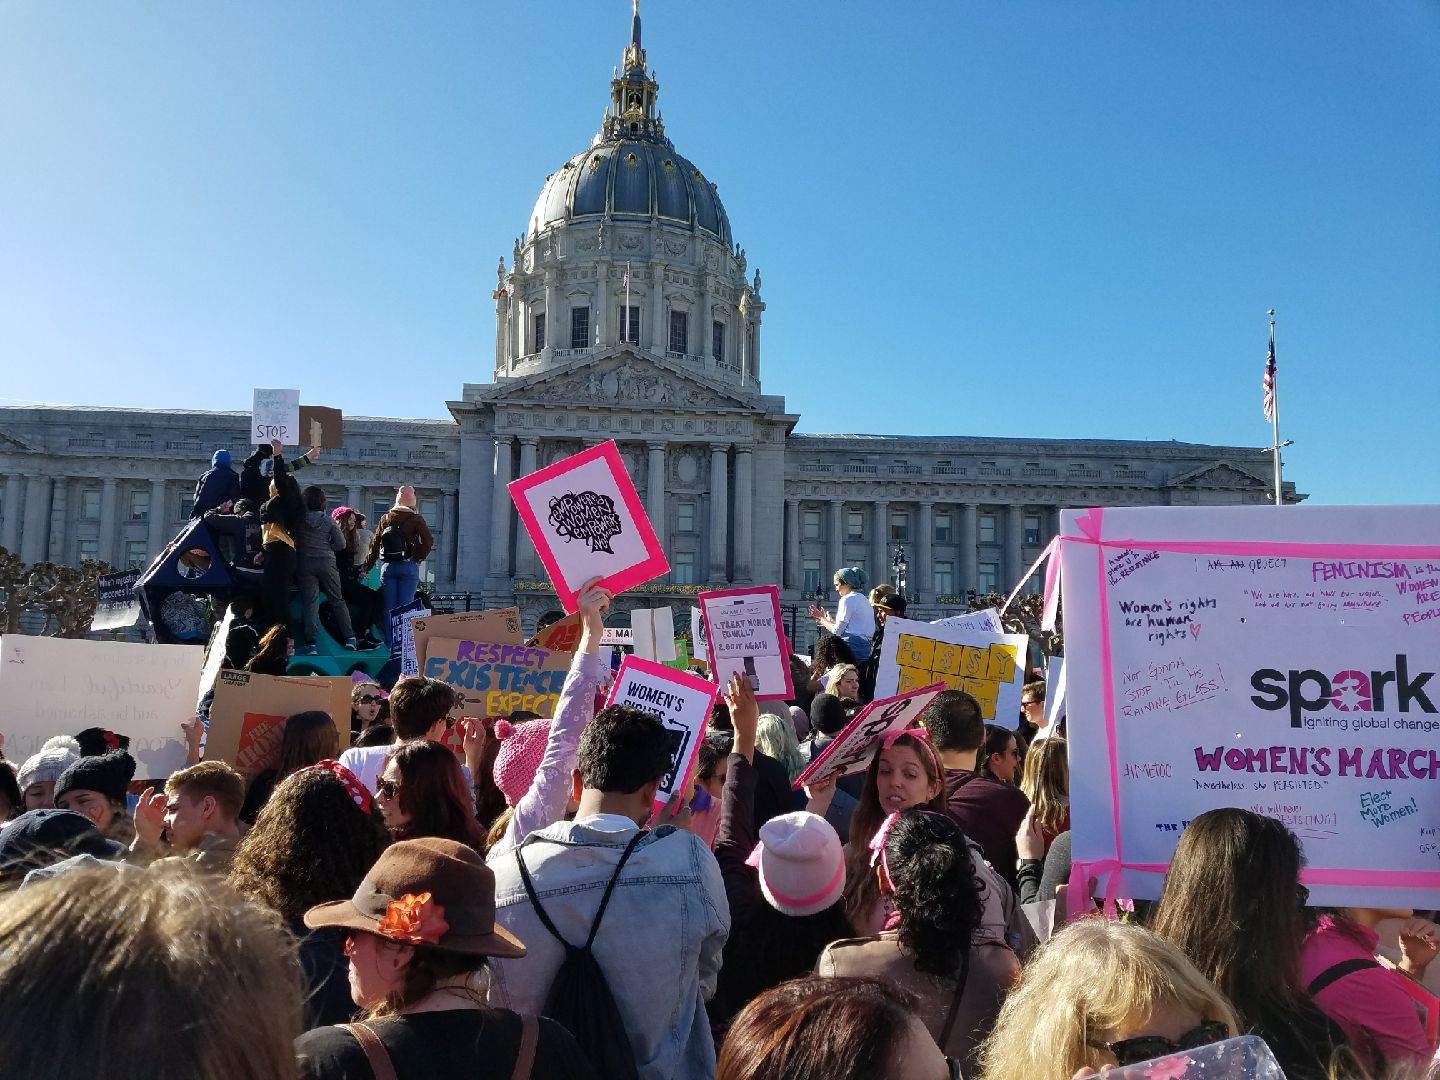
(0, 8), (1299, 647)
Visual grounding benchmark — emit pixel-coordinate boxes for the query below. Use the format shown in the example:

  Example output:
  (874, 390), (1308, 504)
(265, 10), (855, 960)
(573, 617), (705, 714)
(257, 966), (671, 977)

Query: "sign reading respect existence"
(424, 637), (573, 718)
(1060, 503), (1440, 908)
(606, 656), (720, 816)
(873, 616), (1028, 722)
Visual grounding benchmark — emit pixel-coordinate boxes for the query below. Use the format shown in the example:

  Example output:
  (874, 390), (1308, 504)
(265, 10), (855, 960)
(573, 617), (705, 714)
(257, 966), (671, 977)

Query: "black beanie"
(54, 750), (136, 803)
(74, 727), (130, 757)
(810, 693), (849, 737)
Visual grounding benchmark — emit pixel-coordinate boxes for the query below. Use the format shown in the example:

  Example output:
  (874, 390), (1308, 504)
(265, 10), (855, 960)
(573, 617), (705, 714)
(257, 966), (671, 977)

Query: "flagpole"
(624, 260), (631, 344)
(1268, 309), (1283, 507)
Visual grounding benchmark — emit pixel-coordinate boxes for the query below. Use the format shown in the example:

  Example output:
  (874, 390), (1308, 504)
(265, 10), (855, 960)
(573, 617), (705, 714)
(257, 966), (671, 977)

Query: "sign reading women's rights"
(698, 585), (793, 701)
(606, 656), (720, 816)
(873, 616), (1028, 723)
(1061, 504), (1440, 908)
(792, 683), (946, 789)
(508, 440), (669, 612)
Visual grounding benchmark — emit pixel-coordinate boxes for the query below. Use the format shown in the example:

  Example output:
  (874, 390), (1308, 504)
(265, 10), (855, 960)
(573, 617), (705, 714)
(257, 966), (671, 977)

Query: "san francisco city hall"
(0, 10), (1299, 644)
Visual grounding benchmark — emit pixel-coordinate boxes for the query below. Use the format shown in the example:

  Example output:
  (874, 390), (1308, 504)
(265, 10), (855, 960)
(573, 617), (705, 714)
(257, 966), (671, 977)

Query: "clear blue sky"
(2, 2), (1436, 504)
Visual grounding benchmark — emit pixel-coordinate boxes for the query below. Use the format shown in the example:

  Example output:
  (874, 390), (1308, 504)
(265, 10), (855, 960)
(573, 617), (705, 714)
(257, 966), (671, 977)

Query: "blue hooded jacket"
(191, 448), (241, 518)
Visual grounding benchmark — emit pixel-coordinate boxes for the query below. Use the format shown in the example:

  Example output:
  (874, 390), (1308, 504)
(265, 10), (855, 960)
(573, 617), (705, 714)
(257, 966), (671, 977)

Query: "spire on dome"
(603, 0), (665, 142)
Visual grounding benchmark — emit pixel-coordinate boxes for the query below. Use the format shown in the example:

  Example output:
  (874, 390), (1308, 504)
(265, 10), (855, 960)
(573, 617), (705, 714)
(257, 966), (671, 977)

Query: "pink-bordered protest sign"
(792, 682), (946, 789)
(1057, 504), (1440, 919)
(605, 654), (720, 816)
(508, 440), (669, 613)
(698, 585), (794, 701)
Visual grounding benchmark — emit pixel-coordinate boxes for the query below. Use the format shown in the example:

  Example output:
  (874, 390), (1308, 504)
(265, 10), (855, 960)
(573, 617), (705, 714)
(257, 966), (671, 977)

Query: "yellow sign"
(894, 633), (1021, 718)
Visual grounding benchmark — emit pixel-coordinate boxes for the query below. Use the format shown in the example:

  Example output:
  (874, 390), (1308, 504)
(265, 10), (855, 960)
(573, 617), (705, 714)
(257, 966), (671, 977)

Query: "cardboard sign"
(931, 607), (1004, 634)
(297, 404), (344, 448)
(508, 440), (669, 612)
(90, 569), (143, 632)
(389, 599), (431, 678)
(1060, 503), (1440, 908)
(0, 636), (204, 780)
(605, 655), (720, 815)
(195, 604), (237, 710)
(422, 637), (573, 719)
(792, 683), (946, 789)
(534, 612), (583, 652)
(874, 616), (1028, 723)
(631, 606), (677, 663)
(409, 608), (522, 672)
(699, 585), (794, 701)
(205, 670), (351, 782)
(252, 388), (301, 445)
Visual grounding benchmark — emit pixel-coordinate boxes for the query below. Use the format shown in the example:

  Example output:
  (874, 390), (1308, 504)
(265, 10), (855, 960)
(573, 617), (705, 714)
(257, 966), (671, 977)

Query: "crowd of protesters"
(0, 552), (1437, 1080)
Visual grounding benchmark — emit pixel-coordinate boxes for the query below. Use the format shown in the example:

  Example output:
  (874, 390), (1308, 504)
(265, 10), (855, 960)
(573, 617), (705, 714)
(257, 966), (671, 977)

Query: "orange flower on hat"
(376, 892), (449, 945)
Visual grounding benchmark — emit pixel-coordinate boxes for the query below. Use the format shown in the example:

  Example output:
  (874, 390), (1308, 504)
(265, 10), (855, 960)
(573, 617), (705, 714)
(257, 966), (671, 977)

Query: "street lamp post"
(891, 544), (909, 601)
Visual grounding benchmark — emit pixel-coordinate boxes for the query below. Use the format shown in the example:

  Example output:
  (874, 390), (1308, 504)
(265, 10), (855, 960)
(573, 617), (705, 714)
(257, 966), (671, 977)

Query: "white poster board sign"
(605, 656), (720, 816)
(690, 606), (708, 662)
(874, 615), (1028, 723)
(793, 683), (946, 788)
(931, 607), (1004, 634)
(0, 635), (204, 779)
(252, 388), (301, 446)
(196, 604), (237, 710)
(391, 599), (430, 678)
(698, 585), (794, 701)
(1061, 503), (1440, 907)
(631, 606), (676, 663)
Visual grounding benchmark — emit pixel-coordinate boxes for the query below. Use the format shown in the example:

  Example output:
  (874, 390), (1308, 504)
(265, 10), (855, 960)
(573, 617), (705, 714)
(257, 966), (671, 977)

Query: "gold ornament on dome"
(622, 103), (645, 124)
(625, 152), (639, 166)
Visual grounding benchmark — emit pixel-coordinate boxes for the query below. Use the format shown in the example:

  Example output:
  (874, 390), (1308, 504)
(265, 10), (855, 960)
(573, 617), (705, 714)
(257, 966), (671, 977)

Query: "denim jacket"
(488, 818), (731, 1080)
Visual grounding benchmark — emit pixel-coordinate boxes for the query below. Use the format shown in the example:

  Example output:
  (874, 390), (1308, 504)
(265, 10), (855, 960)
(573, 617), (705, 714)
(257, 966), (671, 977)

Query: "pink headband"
(868, 811), (901, 893)
(879, 725), (943, 780)
(297, 759), (373, 814)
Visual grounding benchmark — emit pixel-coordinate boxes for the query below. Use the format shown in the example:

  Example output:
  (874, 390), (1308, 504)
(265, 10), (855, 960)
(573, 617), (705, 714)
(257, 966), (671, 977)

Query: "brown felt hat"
(304, 836), (525, 959)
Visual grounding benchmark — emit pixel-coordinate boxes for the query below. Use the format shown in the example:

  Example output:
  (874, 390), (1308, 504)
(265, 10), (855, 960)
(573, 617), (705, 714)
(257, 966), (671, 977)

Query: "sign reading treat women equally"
(698, 585), (793, 700)
(1060, 503), (1440, 909)
(508, 440), (668, 613)
(606, 656), (720, 816)
(793, 684), (946, 789)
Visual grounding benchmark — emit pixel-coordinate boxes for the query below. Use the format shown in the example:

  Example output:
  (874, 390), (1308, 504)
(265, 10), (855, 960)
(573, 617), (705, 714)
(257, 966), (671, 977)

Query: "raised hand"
(133, 787), (168, 850)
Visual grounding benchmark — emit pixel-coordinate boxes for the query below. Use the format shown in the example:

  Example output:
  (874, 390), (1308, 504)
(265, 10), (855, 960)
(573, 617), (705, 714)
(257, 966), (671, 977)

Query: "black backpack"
(377, 519), (411, 562)
(515, 830), (645, 1080)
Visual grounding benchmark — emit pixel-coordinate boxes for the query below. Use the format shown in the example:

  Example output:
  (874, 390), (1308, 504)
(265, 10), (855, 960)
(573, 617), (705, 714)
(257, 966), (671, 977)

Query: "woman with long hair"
(258, 442), (305, 631)
(375, 740), (488, 850)
(979, 919), (1238, 1080)
(818, 808), (1017, 1074)
(247, 623), (293, 676)
(1018, 735), (1068, 850)
(229, 762), (390, 1028)
(709, 677), (853, 1043)
(718, 975), (953, 1080)
(294, 838), (593, 1078)
(755, 712), (806, 784)
(824, 664), (861, 703)
(349, 679), (385, 737)
(240, 711), (342, 824)
(806, 634), (858, 697)
(1149, 808), (1354, 1079)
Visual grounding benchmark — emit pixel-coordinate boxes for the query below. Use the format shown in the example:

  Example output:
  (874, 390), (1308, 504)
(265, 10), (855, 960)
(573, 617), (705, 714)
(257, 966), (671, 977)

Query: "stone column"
(346, 485), (363, 513)
(827, 498), (844, 585)
(699, 273), (714, 369)
(1005, 505), (1024, 590)
(149, 479), (170, 554)
(440, 492), (458, 587)
(872, 500), (889, 588)
(493, 295), (509, 374)
(515, 438), (539, 577)
(783, 499), (799, 590)
(708, 444), (729, 583)
(97, 477), (118, 566)
(646, 443), (666, 539)
(1, 474), (23, 552)
(916, 501), (934, 599)
(489, 437), (514, 576)
(47, 479), (69, 563)
(960, 503), (979, 594)
(456, 431), (496, 590)
(595, 260), (610, 347)
(649, 259), (665, 353)
(542, 269), (559, 361)
(20, 476), (51, 564)
(733, 446), (753, 581)
(507, 291), (521, 369)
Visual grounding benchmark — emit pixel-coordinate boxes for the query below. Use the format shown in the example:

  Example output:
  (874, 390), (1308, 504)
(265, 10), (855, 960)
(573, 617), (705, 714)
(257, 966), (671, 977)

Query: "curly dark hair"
(228, 768), (389, 925)
(884, 809), (983, 977)
(810, 634), (857, 677)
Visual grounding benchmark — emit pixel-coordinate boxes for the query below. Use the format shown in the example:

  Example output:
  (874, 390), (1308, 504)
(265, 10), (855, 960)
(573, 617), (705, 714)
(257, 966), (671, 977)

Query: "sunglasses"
(375, 778), (401, 800)
(356, 694), (383, 705)
(1091, 1021), (1229, 1067)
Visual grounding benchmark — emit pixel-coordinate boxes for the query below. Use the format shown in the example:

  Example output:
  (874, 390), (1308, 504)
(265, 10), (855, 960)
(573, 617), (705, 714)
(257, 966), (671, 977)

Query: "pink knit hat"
(492, 717), (552, 807)
(744, 811), (846, 916)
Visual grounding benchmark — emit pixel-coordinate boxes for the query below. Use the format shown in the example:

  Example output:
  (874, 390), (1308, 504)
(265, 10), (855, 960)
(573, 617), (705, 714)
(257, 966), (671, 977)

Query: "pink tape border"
(1063, 510), (1440, 919)
(696, 585), (796, 701)
(606, 654), (721, 816)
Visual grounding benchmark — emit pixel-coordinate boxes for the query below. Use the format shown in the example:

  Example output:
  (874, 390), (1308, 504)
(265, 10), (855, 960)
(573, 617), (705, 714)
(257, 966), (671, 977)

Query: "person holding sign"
(808, 567), (876, 663)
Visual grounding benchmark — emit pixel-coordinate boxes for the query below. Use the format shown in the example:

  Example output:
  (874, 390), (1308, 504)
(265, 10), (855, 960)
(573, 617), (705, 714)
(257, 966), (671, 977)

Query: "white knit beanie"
(16, 736), (82, 791)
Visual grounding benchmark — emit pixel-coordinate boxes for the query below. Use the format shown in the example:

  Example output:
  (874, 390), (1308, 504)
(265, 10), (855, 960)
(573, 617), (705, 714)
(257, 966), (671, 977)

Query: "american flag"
(1262, 332), (1276, 422)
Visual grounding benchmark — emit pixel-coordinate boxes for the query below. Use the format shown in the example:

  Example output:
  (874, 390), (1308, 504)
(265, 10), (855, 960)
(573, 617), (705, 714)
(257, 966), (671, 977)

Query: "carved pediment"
(0, 429), (37, 453)
(487, 353), (760, 412)
(1166, 461), (1268, 489)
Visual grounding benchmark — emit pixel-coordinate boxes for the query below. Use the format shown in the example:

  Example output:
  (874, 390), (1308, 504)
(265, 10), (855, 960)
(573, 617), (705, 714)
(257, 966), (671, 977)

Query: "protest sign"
(206, 670), (351, 782)
(631, 606), (677, 663)
(195, 604), (237, 710)
(90, 569), (143, 632)
(690, 606), (708, 663)
(1043, 655), (1066, 732)
(297, 404), (343, 448)
(873, 616), (1028, 722)
(409, 608), (521, 672)
(1060, 504), (1440, 908)
(251, 388), (301, 445)
(930, 607), (1004, 634)
(389, 599), (430, 678)
(698, 585), (793, 701)
(792, 683), (945, 790)
(600, 626), (634, 648)
(508, 440), (669, 612)
(534, 612), (583, 652)
(605, 655), (720, 816)
(0, 636), (204, 779)
(422, 637), (572, 718)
